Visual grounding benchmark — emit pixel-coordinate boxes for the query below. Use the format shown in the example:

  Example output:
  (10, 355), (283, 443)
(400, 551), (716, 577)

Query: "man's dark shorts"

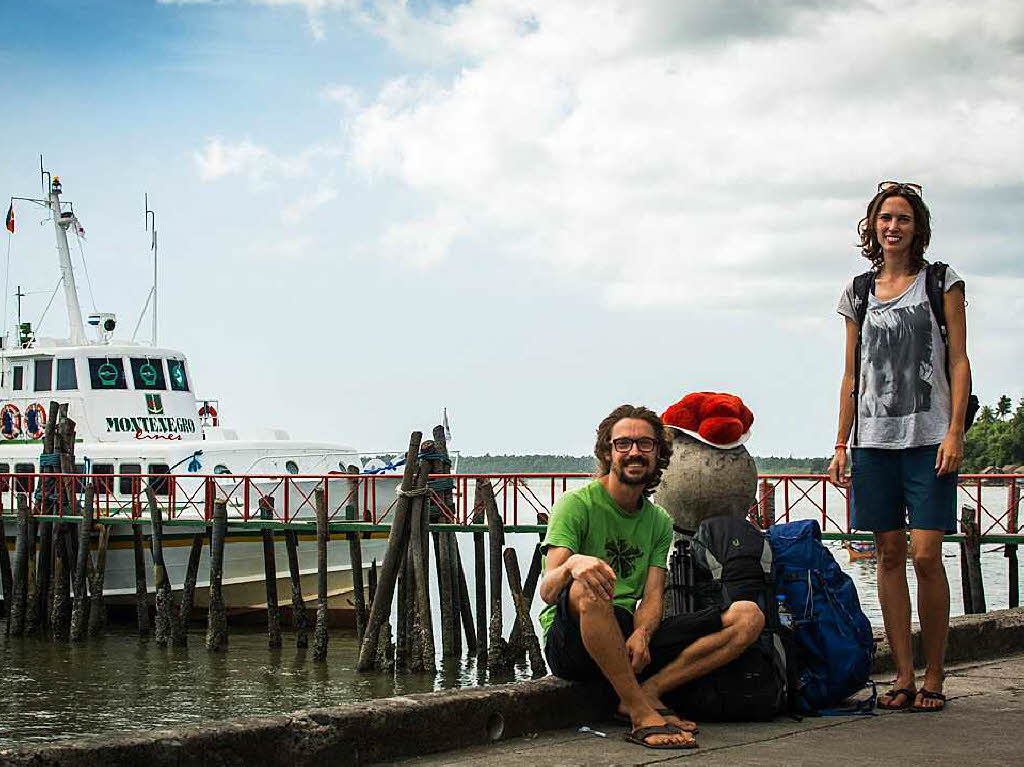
(544, 584), (723, 683)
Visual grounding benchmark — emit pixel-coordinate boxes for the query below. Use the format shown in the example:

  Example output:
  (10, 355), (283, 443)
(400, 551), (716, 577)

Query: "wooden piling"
(7, 496), (31, 635)
(0, 509), (12, 620)
(70, 485), (95, 642)
(260, 496), (282, 649)
(503, 547), (546, 677)
(205, 499), (228, 651)
(1008, 481), (1020, 610)
(87, 523), (112, 638)
(508, 542), (542, 655)
(172, 532), (205, 646)
(356, 432), (422, 672)
(472, 486), (487, 664)
(27, 519), (51, 635)
(346, 467), (367, 641)
(408, 461), (436, 672)
(148, 487), (178, 647)
(131, 524), (150, 635)
(283, 528), (310, 648)
(453, 546), (477, 655)
(429, 426), (462, 657)
(960, 505), (986, 614)
(312, 488), (330, 662)
(395, 552), (411, 668)
(368, 558), (378, 605)
(49, 533), (70, 641)
(480, 479), (511, 670)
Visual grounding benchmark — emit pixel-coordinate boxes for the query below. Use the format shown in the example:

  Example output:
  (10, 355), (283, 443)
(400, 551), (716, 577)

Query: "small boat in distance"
(1, 167), (394, 621)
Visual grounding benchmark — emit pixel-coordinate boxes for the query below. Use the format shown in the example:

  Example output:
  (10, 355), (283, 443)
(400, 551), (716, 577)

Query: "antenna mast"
(145, 194), (157, 344)
(47, 173), (87, 345)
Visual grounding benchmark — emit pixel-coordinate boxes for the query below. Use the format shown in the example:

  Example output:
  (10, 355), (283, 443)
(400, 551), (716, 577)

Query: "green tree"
(979, 405), (995, 424)
(997, 394), (1012, 420)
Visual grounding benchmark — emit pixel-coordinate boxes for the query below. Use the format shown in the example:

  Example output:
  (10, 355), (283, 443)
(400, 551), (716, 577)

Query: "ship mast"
(47, 175), (87, 345)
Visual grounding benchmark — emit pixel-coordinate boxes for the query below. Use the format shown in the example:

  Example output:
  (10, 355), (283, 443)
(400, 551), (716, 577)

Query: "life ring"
(198, 403), (219, 427)
(1, 403), (22, 440)
(25, 403), (46, 440)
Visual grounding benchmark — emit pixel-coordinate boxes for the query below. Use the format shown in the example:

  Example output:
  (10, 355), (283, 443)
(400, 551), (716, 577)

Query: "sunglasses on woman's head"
(878, 181), (923, 198)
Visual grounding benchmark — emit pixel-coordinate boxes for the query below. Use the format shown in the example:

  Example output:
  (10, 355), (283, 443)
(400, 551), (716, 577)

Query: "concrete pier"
(2, 608), (1022, 766)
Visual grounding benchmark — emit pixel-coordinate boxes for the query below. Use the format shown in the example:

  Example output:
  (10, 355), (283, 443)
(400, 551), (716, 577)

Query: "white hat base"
(666, 424), (752, 450)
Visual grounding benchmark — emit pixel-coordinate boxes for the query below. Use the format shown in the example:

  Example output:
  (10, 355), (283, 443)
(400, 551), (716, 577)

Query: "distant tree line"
(451, 453), (831, 474)
(963, 395), (1024, 471)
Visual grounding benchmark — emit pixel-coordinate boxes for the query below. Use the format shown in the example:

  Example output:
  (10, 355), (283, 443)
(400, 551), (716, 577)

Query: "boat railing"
(0, 471), (1020, 537)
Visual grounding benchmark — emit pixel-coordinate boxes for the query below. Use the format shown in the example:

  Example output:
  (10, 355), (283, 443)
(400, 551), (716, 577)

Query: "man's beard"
(614, 458), (653, 487)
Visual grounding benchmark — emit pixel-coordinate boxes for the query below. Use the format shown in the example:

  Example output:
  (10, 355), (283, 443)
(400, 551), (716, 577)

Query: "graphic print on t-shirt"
(860, 303), (933, 418)
(605, 538), (643, 579)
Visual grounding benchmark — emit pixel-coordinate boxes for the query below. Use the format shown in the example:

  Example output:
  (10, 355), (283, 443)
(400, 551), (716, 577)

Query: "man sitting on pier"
(539, 404), (764, 750)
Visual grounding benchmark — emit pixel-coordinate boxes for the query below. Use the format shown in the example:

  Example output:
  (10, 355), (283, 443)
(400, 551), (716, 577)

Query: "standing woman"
(829, 182), (971, 713)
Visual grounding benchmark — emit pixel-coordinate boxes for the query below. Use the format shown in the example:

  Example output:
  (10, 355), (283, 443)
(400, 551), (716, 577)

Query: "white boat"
(1, 168), (397, 623)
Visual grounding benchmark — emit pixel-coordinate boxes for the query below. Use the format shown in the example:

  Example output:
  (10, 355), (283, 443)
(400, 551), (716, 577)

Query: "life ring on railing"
(198, 403), (219, 427)
(1, 404), (21, 440)
(25, 403), (46, 440)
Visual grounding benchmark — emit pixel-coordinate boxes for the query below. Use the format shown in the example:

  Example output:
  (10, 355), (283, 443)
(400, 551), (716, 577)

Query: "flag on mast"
(442, 407), (452, 442)
(5, 203), (13, 234)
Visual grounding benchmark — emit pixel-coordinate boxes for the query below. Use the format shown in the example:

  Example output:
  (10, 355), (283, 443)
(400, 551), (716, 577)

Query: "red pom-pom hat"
(661, 391), (754, 449)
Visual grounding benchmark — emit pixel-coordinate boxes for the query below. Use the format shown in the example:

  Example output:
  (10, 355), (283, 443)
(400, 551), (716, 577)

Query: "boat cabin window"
(33, 359), (52, 392)
(14, 462), (35, 493)
(12, 365), (24, 391)
(89, 358), (127, 390)
(0, 462), (9, 492)
(167, 359), (189, 392)
(119, 463), (141, 494)
(131, 358), (166, 391)
(92, 463), (114, 495)
(213, 464), (231, 475)
(285, 460), (299, 475)
(56, 358), (78, 391)
(148, 463), (170, 496)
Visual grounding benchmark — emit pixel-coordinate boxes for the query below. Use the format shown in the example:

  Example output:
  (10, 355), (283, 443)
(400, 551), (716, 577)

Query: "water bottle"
(777, 593), (793, 628)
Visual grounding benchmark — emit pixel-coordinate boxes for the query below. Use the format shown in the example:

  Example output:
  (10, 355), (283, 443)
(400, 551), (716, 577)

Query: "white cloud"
(339, 0), (1024, 314)
(280, 186), (339, 225)
(193, 137), (343, 187)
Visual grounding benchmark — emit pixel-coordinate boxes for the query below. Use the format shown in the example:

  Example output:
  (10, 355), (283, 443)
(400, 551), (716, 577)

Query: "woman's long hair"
(857, 186), (932, 272)
(593, 404), (672, 496)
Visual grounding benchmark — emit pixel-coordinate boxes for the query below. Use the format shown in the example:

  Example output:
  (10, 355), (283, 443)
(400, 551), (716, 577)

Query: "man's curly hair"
(594, 404), (672, 496)
(857, 185), (932, 273)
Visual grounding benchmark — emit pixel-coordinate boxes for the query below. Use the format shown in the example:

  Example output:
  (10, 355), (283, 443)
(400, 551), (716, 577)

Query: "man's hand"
(625, 628), (651, 674)
(569, 555), (616, 600)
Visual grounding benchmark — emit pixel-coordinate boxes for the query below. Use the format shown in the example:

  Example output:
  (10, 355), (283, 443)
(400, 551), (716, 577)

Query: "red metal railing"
(1, 472), (1020, 535)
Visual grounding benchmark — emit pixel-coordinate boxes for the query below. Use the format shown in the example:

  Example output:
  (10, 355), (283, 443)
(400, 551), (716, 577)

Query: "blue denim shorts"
(851, 444), (957, 533)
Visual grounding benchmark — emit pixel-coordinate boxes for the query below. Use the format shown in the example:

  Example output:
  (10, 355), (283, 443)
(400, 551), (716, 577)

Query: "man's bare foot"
(620, 704), (695, 748)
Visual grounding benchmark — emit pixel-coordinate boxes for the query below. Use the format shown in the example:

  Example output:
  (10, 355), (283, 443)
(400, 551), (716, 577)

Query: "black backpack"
(851, 261), (979, 444)
(667, 516), (792, 721)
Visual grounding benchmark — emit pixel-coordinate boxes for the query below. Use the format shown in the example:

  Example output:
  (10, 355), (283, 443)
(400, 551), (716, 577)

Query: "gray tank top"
(836, 265), (964, 449)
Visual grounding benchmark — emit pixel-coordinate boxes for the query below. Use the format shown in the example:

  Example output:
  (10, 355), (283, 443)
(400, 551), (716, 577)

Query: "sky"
(1, 0), (1022, 458)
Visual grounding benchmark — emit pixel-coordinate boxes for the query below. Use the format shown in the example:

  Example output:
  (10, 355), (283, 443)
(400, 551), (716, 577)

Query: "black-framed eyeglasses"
(611, 437), (657, 453)
(878, 180), (923, 198)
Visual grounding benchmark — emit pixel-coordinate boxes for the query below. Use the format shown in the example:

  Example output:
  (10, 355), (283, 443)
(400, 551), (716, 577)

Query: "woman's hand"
(936, 430), (964, 476)
(829, 448), (851, 488)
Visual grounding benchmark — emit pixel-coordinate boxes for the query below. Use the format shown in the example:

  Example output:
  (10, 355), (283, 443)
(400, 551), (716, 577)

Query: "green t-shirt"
(538, 480), (673, 637)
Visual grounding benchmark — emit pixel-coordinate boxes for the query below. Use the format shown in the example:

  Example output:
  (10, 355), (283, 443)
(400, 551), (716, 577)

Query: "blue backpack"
(767, 520), (874, 714)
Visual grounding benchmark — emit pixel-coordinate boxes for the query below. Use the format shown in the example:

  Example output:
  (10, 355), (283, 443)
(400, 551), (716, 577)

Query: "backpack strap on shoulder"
(925, 261), (949, 340)
(850, 270), (875, 446)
